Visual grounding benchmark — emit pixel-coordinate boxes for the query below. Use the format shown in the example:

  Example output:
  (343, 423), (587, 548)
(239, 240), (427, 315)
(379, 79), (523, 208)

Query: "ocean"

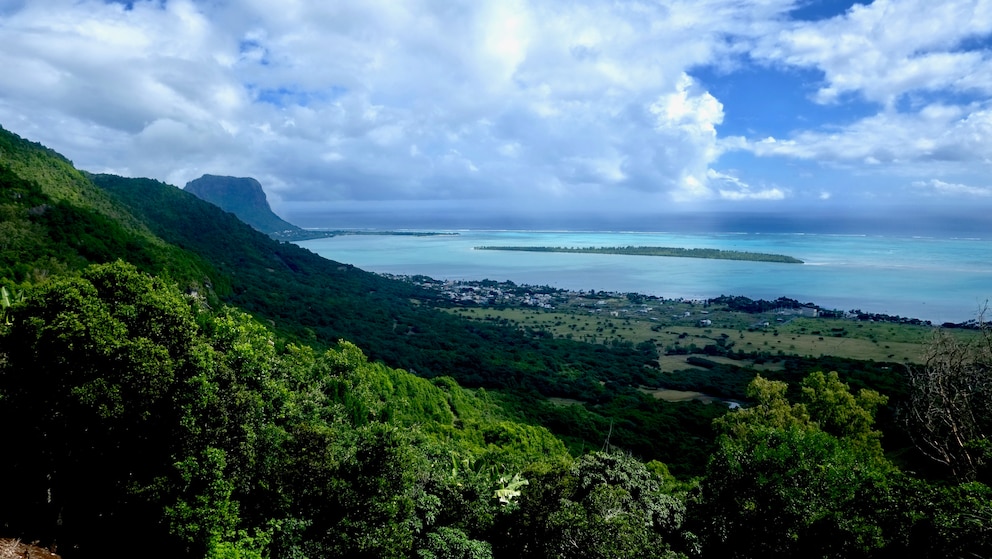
(296, 230), (992, 324)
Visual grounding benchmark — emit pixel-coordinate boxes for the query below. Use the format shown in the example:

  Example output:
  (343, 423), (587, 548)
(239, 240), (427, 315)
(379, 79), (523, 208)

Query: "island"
(309, 230), (459, 237)
(474, 245), (804, 264)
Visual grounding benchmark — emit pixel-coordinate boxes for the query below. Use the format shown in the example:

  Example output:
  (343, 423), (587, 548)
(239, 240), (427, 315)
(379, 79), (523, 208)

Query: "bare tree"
(904, 309), (992, 481)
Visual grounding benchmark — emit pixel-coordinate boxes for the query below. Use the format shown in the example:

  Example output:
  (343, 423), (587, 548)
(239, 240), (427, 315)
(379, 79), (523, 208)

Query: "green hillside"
(90, 171), (727, 474)
(1, 125), (990, 558)
(0, 128), (217, 293)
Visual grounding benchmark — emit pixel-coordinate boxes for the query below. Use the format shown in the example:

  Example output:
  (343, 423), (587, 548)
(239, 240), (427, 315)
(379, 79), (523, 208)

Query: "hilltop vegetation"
(1, 124), (990, 558)
(1, 261), (573, 558)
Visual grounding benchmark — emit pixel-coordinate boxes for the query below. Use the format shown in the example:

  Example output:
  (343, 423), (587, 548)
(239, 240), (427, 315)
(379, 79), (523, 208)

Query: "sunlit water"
(297, 231), (992, 324)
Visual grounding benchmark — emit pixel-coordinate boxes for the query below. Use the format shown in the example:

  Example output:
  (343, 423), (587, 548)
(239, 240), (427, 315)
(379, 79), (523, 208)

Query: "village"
(382, 273), (829, 329)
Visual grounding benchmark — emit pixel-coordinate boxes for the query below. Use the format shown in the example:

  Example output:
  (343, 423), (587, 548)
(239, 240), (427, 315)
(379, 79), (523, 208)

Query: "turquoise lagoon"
(297, 231), (992, 324)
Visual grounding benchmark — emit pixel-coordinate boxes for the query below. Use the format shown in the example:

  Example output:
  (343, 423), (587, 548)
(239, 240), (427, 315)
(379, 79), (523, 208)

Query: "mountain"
(184, 174), (329, 240)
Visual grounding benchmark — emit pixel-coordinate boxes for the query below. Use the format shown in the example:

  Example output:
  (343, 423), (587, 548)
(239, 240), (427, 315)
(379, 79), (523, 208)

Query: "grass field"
(445, 298), (950, 366)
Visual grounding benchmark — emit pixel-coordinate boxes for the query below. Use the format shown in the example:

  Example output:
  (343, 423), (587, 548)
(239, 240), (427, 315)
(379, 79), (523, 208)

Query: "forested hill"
(2, 124), (991, 558)
(0, 128), (220, 288)
(1, 120), (714, 472)
(91, 174), (660, 384)
(91, 172), (727, 473)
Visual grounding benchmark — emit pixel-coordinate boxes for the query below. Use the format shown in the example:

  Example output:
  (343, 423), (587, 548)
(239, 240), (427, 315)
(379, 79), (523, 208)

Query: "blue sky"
(1, 0), (991, 233)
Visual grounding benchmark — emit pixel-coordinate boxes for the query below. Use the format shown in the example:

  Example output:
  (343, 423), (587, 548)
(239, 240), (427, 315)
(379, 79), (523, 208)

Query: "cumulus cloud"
(647, 73), (726, 199)
(730, 0), (992, 210)
(753, 0), (992, 106)
(0, 0), (802, 209)
(745, 104), (992, 167)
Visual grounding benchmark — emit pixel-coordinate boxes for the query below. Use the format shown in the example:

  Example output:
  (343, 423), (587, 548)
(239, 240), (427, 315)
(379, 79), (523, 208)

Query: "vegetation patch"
(475, 245), (804, 263)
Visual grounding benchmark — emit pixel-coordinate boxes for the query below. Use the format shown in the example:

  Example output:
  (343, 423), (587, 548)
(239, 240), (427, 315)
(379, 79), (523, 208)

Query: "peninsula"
(474, 245), (804, 264)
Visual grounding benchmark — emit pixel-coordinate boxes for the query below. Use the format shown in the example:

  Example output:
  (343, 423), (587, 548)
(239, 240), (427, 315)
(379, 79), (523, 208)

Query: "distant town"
(381, 274), (956, 328)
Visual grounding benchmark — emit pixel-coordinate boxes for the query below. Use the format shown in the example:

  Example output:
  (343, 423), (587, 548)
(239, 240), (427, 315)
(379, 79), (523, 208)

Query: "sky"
(1, 0), (991, 234)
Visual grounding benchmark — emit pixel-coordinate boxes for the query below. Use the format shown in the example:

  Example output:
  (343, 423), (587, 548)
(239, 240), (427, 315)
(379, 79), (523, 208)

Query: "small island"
(311, 230), (459, 238)
(474, 245), (804, 264)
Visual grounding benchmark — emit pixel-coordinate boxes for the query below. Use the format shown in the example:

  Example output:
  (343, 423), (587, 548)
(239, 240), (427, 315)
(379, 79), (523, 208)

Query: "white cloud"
(914, 179), (992, 197)
(745, 104), (992, 169)
(708, 169), (787, 201)
(754, 0), (992, 107)
(647, 74), (727, 200)
(718, 188), (786, 201)
(651, 74), (724, 136)
(0, 0), (800, 206)
(733, 0), (992, 206)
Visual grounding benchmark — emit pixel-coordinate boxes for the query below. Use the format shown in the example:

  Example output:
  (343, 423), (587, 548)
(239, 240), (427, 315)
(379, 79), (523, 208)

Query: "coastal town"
(381, 273), (946, 330)
(386, 274), (819, 325)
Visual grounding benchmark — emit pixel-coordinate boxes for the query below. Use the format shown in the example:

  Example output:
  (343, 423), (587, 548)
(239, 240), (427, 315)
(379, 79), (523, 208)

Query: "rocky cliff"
(184, 174), (308, 237)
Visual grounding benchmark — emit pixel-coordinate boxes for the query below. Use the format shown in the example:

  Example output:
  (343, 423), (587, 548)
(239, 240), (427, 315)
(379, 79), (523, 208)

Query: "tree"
(903, 322), (992, 482)
(0, 261), (200, 554)
(507, 451), (689, 559)
(0, 262), (276, 557)
(801, 371), (888, 459)
(695, 374), (899, 558)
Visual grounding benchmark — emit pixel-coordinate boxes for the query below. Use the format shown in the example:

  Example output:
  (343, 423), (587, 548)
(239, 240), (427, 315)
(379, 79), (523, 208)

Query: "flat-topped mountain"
(184, 174), (327, 240)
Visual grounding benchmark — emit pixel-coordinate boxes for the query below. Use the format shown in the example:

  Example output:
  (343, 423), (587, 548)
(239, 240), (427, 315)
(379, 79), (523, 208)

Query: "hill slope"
(0, 126), (216, 292)
(0, 124), (576, 558)
(90, 172), (725, 472)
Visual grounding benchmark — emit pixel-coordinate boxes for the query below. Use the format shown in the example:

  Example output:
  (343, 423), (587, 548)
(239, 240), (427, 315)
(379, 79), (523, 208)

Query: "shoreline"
(383, 273), (984, 329)
(297, 231), (990, 325)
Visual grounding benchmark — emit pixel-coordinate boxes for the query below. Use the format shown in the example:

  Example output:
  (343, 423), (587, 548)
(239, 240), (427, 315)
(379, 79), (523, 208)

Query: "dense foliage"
(2, 266), (988, 557)
(0, 130), (218, 296)
(0, 261), (572, 557)
(707, 294), (815, 313)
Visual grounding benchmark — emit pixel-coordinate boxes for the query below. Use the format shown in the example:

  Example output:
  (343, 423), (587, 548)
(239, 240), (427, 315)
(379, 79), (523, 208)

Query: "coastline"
(297, 229), (992, 324)
(383, 273), (979, 329)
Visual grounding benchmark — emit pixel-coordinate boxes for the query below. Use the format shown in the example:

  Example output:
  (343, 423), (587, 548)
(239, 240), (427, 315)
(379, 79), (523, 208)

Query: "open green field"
(446, 297), (947, 366)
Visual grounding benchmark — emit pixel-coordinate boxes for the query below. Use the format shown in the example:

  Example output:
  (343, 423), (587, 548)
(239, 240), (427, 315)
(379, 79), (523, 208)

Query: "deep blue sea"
(297, 231), (992, 324)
